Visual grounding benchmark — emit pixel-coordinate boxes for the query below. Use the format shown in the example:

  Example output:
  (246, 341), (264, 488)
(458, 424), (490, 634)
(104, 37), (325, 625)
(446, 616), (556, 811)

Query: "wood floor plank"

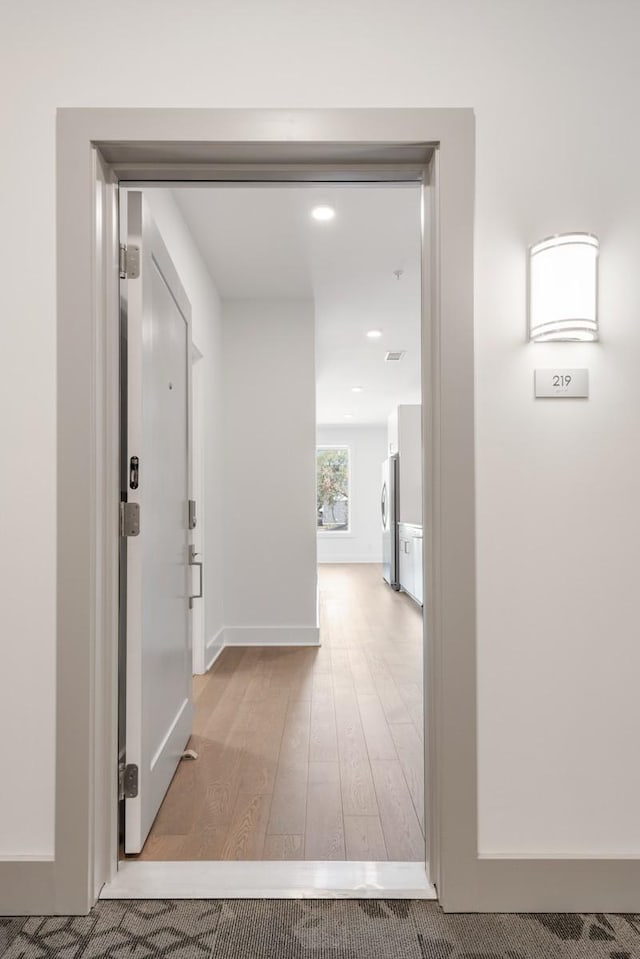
(267, 698), (310, 834)
(347, 649), (376, 694)
(311, 639), (333, 675)
(199, 739), (245, 826)
(357, 693), (398, 761)
(371, 760), (425, 862)
(278, 698), (311, 766)
(333, 687), (379, 817)
(179, 824), (228, 860)
(344, 816), (388, 860)
(386, 662), (422, 687)
(305, 762), (344, 860)
(268, 648), (312, 699)
(309, 674), (339, 763)
(407, 701), (424, 740)
(239, 696), (288, 795)
(192, 673), (209, 703)
(136, 834), (187, 861)
(193, 700), (258, 830)
(220, 791), (272, 860)
(390, 722), (425, 831)
(366, 648), (413, 724)
(193, 648), (255, 736)
(263, 834), (304, 860)
(288, 649), (316, 702)
(329, 648), (353, 691)
(267, 762), (308, 835)
(396, 682), (424, 740)
(395, 681), (422, 711)
(242, 652), (275, 703)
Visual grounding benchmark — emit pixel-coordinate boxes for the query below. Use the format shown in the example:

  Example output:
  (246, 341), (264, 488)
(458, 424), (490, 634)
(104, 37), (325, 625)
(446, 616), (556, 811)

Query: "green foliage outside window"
(317, 447), (349, 531)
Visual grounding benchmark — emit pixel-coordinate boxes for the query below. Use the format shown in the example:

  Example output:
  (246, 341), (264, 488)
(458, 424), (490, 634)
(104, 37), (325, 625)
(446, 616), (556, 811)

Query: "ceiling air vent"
(385, 350), (406, 362)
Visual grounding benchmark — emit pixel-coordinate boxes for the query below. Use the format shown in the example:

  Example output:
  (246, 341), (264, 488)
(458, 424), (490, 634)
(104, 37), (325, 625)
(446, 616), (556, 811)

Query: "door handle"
(188, 544), (203, 609)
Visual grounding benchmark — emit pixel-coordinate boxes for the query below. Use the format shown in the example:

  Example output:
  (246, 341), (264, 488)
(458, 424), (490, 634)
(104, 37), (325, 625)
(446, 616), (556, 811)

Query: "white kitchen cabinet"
(412, 528), (423, 606)
(398, 522), (423, 606)
(398, 525), (414, 599)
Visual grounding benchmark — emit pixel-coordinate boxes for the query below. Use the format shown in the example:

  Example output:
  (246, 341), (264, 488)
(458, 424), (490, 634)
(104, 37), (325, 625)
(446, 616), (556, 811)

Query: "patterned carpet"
(2, 900), (640, 958)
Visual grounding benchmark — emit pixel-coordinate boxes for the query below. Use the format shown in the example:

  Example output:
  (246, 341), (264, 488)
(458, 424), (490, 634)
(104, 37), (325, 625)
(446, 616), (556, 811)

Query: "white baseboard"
(317, 556), (382, 564)
(201, 625), (321, 674)
(224, 626), (320, 646)
(204, 627), (225, 671)
(0, 854), (54, 863)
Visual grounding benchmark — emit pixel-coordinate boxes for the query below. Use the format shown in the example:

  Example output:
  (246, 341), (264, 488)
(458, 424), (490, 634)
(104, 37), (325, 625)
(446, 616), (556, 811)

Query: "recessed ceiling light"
(351, 386), (363, 393)
(311, 205), (335, 222)
(344, 413), (353, 419)
(366, 329), (382, 338)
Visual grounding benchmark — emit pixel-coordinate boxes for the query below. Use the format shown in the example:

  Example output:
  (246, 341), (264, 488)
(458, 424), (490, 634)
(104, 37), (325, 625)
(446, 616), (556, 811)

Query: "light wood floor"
(135, 564), (424, 862)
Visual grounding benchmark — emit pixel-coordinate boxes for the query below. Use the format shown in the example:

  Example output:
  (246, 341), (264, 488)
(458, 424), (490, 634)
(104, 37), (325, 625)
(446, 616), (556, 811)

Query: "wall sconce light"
(529, 233), (599, 342)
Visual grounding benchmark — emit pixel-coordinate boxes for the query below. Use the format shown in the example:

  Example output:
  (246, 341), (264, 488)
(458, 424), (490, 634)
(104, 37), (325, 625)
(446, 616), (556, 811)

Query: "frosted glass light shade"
(529, 233), (599, 342)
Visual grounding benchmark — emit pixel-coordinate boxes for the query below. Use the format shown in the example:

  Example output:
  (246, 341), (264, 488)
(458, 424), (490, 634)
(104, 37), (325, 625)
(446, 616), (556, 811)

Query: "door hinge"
(119, 243), (140, 279)
(119, 762), (139, 800)
(120, 501), (140, 537)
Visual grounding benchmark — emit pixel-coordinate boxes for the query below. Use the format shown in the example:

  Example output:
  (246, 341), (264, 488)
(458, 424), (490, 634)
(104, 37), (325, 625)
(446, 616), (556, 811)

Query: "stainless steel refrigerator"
(381, 454), (399, 589)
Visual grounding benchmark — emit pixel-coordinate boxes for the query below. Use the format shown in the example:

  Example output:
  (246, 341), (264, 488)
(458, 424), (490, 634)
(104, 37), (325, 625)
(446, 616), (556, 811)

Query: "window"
(316, 446), (350, 532)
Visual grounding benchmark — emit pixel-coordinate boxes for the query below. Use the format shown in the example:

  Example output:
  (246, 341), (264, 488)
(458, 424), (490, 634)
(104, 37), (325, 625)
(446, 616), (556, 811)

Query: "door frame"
(55, 108), (471, 913)
(12, 107), (627, 915)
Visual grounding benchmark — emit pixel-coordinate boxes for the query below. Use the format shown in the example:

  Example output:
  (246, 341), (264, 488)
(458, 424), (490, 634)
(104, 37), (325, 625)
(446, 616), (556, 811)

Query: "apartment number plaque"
(534, 369), (589, 399)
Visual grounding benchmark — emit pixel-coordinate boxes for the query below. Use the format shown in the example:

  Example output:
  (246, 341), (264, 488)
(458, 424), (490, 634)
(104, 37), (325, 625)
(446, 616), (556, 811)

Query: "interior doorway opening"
(314, 182), (424, 863)
(117, 180), (429, 878)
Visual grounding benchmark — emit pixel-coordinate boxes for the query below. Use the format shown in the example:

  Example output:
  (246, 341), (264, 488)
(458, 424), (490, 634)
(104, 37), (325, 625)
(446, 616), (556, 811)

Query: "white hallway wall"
(1, 0), (639, 858)
(317, 425), (387, 564)
(222, 299), (318, 641)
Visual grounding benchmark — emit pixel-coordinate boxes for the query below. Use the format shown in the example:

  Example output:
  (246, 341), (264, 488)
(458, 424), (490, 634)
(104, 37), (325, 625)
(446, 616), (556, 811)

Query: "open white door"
(122, 191), (194, 854)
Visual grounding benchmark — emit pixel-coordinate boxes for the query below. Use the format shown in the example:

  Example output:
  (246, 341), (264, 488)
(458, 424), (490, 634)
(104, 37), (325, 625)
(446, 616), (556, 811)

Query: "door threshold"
(101, 860), (437, 899)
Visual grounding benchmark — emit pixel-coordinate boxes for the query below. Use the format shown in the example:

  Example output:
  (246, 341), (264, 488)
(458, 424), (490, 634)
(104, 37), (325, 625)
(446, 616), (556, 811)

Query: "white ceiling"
(172, 184), (422, 426)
